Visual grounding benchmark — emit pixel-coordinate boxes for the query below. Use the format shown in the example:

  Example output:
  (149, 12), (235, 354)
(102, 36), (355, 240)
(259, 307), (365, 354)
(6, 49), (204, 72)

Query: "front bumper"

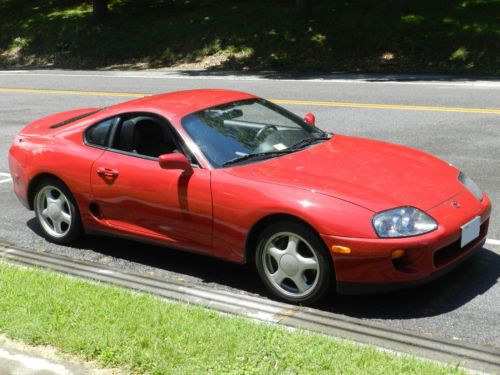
(321, 190), (491, 294)
(336, 239), (483, 294)
(8, 143), (30, 209)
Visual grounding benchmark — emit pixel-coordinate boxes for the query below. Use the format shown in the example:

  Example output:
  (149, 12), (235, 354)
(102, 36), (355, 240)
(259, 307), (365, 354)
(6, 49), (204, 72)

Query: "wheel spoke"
(296, 255), (318, 272)
(291, 274), (309, 294)
(46, 195), (61, 208)
(61, 212), (71, 225)
(43, 192), (51, 207)
(53, 219), (64, 234)
(55, 197), (65, 208)
(285, 235), (299, 255)
(41, 208), (49, 218)
(47, 189), (57, 200)
(270, 268), (287, 286)
(268, 246), (284, 262)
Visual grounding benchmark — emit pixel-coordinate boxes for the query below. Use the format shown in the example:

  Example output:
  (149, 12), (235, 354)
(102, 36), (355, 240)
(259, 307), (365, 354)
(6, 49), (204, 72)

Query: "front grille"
(433, 219), (489, 268)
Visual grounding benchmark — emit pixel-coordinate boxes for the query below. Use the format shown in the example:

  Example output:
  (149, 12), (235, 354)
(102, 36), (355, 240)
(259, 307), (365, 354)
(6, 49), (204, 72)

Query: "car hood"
(224, 135), (462, 212)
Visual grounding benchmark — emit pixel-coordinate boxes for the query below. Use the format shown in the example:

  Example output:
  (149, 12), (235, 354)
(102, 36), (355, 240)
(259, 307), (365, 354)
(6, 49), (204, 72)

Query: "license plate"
(461, 216), (480, 248)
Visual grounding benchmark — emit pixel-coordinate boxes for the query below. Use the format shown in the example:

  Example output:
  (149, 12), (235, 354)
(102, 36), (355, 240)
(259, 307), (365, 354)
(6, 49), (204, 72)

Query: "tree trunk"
(296, 0), (312, 19)
(93, 0), (109, 24)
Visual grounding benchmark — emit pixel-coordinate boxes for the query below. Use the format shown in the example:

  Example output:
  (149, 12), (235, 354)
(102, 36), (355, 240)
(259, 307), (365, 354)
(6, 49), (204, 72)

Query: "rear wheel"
(34, 178), (82, 244)
(255, 221), (332, 305)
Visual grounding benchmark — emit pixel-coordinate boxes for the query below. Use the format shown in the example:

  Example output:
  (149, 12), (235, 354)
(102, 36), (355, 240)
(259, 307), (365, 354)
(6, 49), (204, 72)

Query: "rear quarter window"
(84, 118), (116, 147)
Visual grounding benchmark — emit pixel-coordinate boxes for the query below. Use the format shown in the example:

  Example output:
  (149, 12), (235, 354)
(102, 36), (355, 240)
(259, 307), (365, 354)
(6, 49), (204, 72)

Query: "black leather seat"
(117, 119), (136, 152)
(133, 119), (175, 157)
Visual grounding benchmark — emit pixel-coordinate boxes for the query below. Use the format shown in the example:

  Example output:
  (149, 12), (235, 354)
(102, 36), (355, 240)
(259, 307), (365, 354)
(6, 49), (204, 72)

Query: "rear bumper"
(320, 191), (491, 293)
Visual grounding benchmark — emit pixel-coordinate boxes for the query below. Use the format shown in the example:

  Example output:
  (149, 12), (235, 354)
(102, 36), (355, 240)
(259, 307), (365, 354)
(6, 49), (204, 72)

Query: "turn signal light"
(331, 245), (351, 254)
(391, 249), (405, 259)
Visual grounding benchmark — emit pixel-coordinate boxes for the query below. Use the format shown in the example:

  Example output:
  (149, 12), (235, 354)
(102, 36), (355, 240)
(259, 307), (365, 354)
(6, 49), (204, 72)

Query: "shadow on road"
(27, 218), (500, 320)
(317, 247), (500, 319)
(171, 70), (500, 83)
(26, 218), (265, 295)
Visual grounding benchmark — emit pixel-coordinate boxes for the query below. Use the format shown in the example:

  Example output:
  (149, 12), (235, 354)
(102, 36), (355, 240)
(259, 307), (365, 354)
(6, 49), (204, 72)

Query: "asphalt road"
(0, 70), (499, 352)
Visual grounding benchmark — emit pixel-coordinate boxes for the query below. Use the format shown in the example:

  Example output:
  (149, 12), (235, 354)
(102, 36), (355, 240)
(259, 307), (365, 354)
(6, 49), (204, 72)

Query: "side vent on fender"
(89, 203), (102, 219)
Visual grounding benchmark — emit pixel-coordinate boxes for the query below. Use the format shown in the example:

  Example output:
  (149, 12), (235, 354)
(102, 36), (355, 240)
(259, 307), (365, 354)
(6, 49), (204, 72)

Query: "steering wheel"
(256, 125), (278, 140)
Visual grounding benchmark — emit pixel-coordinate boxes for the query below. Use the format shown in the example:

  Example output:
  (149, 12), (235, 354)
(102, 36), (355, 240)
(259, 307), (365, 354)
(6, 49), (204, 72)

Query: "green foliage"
(0, 262), (465, 374)
(0, 0), (498, 74)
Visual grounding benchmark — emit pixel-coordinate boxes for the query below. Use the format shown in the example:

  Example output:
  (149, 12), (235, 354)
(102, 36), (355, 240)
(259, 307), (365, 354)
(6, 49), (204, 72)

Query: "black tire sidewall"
(34, 178), (82, 244)
(255, 220), (333, 305)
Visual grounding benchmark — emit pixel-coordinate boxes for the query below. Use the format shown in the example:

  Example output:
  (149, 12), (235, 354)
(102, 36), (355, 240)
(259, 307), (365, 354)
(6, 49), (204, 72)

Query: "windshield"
(181, 99), (328, 167)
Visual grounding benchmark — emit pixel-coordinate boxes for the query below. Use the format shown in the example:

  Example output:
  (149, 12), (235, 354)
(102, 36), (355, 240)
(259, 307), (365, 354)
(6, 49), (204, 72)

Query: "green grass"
(0, 0), (498, 74)
(0, 262), (464, 374)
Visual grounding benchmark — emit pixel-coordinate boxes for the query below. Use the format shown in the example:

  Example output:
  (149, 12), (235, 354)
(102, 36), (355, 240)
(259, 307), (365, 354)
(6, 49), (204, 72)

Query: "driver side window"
(111, 115), (178, 158)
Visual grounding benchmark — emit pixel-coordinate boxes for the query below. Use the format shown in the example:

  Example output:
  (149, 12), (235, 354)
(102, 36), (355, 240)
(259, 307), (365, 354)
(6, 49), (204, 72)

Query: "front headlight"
(372, 206), (437, 238)
(458, 171), (483, 202)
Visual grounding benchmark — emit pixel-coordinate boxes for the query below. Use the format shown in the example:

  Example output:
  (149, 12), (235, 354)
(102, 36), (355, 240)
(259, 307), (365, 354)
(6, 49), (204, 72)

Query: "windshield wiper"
(289, 134), (332, 150)
(222, 150), (293, 167)
(221, 134), (332, 168)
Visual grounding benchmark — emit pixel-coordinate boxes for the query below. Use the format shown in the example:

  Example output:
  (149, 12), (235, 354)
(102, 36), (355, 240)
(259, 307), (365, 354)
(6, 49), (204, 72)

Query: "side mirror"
(303, 113), (315, 126)
(159, 153), (193, 174)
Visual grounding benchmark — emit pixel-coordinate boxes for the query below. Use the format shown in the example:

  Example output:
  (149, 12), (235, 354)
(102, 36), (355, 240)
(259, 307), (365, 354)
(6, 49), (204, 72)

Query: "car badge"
(451, 201), (461, 208)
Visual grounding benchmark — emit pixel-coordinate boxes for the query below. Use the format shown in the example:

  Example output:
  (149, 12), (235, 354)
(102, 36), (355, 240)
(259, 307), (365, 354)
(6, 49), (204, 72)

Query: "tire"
(255, 221), (333, 305)
(34, 177), (82, 244)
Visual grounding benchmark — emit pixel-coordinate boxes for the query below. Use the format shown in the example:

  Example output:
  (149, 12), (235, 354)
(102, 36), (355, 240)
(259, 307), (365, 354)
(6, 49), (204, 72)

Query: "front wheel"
(34, 178), (82, 244)
(255, 221), (333, 305)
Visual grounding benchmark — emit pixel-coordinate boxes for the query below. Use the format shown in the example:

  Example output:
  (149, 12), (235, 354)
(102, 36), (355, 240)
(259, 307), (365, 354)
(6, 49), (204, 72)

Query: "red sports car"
(9, 89), (491, 304)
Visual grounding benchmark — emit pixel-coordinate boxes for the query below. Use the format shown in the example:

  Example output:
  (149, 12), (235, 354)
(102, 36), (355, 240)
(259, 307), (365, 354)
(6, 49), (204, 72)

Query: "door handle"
(96, 167), (119, 178)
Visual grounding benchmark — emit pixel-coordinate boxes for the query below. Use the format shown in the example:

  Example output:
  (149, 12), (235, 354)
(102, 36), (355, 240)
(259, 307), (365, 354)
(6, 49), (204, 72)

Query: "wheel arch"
(27, 173), (69, 210)
(244, 213), (334, 269)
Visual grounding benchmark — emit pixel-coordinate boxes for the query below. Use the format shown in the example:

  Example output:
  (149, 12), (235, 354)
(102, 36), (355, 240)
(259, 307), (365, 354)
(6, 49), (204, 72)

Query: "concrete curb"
(0, 242), (499, 374)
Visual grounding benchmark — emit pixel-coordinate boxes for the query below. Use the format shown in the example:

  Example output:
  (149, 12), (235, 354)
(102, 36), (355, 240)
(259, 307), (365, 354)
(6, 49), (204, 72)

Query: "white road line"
(0, 173), (12, 184)
(0, 172), (11, 184)
(0, 172), (12, 184)
(0, 70), (499, 88)
(486, 238), (500, 246)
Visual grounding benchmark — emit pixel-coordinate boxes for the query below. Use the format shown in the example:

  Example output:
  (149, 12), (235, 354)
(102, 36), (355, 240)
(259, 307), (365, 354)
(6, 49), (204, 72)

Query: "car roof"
(105, 89), (258, 120)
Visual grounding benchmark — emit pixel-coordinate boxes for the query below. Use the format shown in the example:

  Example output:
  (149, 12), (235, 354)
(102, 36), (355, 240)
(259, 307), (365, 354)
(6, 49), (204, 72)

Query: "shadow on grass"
(1, 0), (498, 75)
(26, 217), (500, 320)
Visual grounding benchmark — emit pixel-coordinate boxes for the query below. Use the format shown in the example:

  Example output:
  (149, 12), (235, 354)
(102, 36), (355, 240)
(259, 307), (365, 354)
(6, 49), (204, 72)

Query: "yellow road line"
(272, 99), (500, 115)
(1, 87), (499, 115)
(0, 87), (148, 98)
